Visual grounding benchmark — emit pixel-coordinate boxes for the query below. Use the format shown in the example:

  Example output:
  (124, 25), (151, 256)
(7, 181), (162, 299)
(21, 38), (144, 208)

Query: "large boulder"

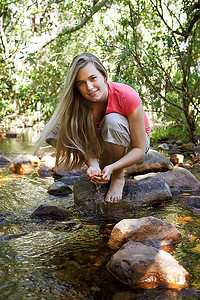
(134, 167), (200, 193)
(126, 149), (174, 176)
(107, 217), (181, 251)
(73, 175), (172, 211)
(106, 241), (190, 289)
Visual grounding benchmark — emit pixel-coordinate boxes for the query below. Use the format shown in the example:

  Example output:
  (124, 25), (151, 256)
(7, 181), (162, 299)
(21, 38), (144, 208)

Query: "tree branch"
(37, 0), (111, 52)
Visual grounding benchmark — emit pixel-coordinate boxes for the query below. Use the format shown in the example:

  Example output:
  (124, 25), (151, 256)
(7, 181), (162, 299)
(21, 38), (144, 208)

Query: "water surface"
(0, 128), (199, 299)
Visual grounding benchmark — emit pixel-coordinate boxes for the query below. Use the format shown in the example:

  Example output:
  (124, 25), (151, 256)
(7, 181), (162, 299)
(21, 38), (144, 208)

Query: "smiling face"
(76, 62), (108, 103)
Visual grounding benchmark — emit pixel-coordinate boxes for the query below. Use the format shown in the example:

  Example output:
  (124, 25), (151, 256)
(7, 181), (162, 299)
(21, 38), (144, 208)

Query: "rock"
(30, 204), (72, 220)
(9, 154), (35, 175)
(170, 153), (184, 165)
(134, 167), (200, 193)
(40, 154), (55, 168)
(193, 145), (200, 155)
(57, 261), (81, 284)
(52, 167), (85, 180)
(126, 149), (174, 176)
(158, 143), (169, 150)
(107, 217), (181, 251)
(180, 142), (195, 151)
(12, 154), (32, 164)
(123, 177), (172, 205)
(38, 164), (52, 177)
(0, 155), (13, 165)
(176, 195), (200, 208)
(38, 155), (56, 177)
(106, 241), (190, 289)
(28, 155), (40, 166)
(11, 154), (40, 166)
(59, 174), (79, 185)
(48, 181), (72, 196)
(0, 131), (6, 139)
(5, 132), (18, 138)
(73, 175), (172, 211)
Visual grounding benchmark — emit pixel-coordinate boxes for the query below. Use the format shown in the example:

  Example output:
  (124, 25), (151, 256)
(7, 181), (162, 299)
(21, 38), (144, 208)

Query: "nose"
(86, 81), (93, 90)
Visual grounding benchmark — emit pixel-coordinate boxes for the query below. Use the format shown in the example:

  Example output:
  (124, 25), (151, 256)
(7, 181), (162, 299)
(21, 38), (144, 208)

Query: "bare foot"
(105, 170), (125, 203)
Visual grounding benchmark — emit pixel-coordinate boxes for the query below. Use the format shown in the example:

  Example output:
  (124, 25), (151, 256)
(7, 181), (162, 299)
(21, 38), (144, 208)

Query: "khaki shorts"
(99, 113), (150, 153)
(46, 113), (150, 153)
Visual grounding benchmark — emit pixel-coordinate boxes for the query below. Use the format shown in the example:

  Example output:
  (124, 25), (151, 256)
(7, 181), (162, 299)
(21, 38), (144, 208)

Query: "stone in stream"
(0, 155), (13, 165)
(126, 149), (174, 176)
(9, 154), (36, 175)
(48, 181), (72, 196)
(30, 204), (72, 220)
(37, 154), (56, 177)
(107, 216), (181, 251)
(73, 175), (172, 211)
(134, 167), (200, 193)
(106, 241), (190, 289)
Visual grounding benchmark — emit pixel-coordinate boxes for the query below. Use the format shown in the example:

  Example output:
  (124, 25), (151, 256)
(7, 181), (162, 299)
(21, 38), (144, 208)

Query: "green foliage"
(150, 124), (191, 143)
(0, 0), (199, 143)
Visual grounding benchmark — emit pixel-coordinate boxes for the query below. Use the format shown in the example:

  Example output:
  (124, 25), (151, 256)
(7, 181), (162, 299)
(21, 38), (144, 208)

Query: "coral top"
(103, 81), (151, 136)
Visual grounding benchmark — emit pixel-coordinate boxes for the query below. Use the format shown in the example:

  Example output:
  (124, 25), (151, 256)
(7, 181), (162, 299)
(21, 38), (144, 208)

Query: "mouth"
(88, 89), (98, 96)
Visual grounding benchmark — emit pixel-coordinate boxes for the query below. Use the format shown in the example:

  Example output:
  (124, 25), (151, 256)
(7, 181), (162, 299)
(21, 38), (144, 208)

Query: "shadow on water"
(0, 128), (200, 299)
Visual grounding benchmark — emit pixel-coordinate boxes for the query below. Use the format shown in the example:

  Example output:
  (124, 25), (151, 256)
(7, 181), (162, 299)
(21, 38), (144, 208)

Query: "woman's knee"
(100, 113), (131, 147)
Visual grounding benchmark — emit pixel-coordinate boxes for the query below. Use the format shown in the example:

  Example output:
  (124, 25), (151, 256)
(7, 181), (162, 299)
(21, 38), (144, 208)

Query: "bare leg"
(101, 142), (126, 203)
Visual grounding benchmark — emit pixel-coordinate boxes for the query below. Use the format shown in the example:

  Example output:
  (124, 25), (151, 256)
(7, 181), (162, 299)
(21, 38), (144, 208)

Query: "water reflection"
(0, 129), (200, 299)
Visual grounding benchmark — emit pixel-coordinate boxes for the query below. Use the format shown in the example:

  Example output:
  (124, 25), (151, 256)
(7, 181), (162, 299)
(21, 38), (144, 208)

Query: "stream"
(0, 128), (200, 299)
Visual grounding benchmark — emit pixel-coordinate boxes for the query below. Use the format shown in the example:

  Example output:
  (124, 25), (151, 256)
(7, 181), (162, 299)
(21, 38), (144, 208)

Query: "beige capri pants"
(46, 113), (150, 153)
(99, 113), (150, 154)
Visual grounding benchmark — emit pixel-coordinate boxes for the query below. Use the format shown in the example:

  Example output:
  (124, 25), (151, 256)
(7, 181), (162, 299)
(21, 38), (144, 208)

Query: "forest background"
(0, 0), (199, 143)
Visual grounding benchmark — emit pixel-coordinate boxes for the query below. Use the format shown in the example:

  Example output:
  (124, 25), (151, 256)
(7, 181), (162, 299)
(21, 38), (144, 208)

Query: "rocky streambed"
(0, 131), (200, 299)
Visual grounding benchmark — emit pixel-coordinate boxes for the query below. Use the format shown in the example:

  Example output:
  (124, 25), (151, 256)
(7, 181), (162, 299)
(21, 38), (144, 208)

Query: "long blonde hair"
(34, 53), (108, 171)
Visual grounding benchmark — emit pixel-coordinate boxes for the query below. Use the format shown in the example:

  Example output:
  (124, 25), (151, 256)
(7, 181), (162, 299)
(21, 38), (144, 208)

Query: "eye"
(77, 81), (84, 87)
(90, 76), (96, 81)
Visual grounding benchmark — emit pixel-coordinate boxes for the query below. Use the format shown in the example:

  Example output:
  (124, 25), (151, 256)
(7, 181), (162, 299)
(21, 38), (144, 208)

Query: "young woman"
(35, 53), (150, 203)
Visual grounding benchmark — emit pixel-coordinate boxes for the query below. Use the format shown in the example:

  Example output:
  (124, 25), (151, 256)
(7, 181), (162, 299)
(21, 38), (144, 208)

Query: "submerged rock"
(107, 217), (181, 251)
(126, 149), (174, 176)
(73, 175), (172, 211)
(30, 204), (72, 220)
(107, 241), (190, 289)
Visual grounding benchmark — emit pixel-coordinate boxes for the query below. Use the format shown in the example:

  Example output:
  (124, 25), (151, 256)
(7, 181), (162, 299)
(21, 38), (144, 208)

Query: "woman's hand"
(87, 165), (109, 185)
(87, 165), (101, 179)
(101, 164), (114, 182)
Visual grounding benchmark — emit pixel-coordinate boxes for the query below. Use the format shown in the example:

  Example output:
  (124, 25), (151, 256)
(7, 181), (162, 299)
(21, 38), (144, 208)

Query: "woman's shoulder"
(108, 81), (139, 98)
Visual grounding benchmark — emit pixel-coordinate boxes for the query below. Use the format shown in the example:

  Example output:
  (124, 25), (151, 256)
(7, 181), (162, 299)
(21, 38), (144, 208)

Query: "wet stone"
(73, 175), (172, 211)
(107, 216), (182, 251)
(48, 181), (72, 196)
(30, 204), (72, 220)
(126, 149), (174, 176)
(0, 155), (13, 165)
(107, 241), (190, 289)
(59, 175), (79, 185)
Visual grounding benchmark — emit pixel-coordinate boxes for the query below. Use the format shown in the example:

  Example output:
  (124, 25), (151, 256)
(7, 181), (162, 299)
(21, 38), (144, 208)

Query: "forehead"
(76, 62), (101, 80)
